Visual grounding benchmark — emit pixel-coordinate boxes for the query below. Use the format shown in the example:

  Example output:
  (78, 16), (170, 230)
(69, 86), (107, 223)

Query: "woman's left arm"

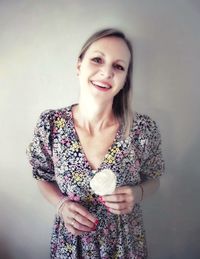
(102, 117), (164, 215)
(101, 179), (160, 215)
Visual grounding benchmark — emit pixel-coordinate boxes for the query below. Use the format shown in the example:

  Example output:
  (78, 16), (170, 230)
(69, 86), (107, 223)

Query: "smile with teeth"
(91, 80), (112, 89)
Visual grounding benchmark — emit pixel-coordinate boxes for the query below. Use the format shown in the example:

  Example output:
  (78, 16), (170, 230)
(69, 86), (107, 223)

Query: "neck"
(73, 97), (118, 133)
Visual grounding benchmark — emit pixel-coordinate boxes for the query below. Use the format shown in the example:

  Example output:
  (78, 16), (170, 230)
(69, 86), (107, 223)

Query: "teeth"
(91, 81), (111, 89)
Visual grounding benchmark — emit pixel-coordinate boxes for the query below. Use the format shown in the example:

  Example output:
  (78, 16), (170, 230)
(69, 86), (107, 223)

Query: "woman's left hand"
(100, 185), (141, 215)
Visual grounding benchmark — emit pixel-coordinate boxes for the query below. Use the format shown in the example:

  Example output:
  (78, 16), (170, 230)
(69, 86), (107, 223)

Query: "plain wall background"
(1, 0), (200, 258)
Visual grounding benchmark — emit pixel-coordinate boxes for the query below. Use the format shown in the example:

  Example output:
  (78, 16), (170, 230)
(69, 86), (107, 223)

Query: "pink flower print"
(73, 195), (80, 202)
(64, 175), (70, 181)
(103, 228), (109, 235)
(52, 155), (59, 164)
(53, 127), (57, 134)
(61, 138), (70, 147)
(68, 192), (80, 202)
(82, 236), (93, 244)
(135, 159), (140, 169)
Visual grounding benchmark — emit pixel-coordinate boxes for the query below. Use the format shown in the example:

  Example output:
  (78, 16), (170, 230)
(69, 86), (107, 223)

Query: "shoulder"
(134, 112), (158, 128)
(35, 104), (74, 131)
(132, 112), (161, 138)
(40, 105), (72, 120)
(38, 104), (73, 123)
(129, 112), (162, 156)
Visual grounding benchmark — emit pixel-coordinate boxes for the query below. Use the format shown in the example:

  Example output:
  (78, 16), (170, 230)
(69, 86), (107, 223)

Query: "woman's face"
(77, 36), (131, 102)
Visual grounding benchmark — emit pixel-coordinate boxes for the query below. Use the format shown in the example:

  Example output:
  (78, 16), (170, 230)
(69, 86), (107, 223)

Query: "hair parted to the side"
(78, 28), (134, 137)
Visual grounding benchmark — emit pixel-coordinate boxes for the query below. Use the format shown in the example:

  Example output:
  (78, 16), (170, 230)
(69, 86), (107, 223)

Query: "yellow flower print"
(85, 194), (94, 203)
(70, 141), (81, 152)
(99, 239), (104, 246)
(55, 118), (65, 129)
(153, 171), (161, 177)
(138, 233), (145, 242)
(110, 146), (119, 154)
(104, 154), (115, 164)
(104, 144), (120, 164)
(72, 171), (87, 187)
(73, 172), (82, 183)
(65, 243), (74, 253)
(113, 251), (120, 259)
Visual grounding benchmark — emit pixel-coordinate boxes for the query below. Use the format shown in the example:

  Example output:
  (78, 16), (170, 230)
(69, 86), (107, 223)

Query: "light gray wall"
(0, 1), (200, 258)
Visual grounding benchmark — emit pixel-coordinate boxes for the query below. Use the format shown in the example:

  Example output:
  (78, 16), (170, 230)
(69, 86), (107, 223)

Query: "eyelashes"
(91, 57), (125, 71)
(114, 64), (125, 71)
(92, 57), (102, 64)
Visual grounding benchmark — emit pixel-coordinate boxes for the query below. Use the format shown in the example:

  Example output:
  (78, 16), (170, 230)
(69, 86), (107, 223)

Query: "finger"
(65, 223), (86, 236)
(73, 213), (96, 229)
(103, 194), (126, 203)
(62, 203), (98, 229)
(112, 186), (132, 195)
(69, 218), (95, 232)
(108, 207), (133, 215)
(105, 201), (127, 210)
(71, 203), (98, 225)
(63, 212), (95, 229)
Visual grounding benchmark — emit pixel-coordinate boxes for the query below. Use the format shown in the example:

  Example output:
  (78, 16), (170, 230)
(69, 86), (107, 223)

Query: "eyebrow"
(93, 50), (126, 64)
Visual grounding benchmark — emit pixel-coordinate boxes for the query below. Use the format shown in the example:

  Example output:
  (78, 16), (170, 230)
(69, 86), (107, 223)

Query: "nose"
(100, 65), (114, 79)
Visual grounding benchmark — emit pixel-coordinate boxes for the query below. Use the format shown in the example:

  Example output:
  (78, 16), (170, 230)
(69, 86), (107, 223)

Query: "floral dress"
(27, 104), (165, 259)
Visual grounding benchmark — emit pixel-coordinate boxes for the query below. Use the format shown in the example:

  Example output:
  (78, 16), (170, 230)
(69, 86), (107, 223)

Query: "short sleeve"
(139, 117), (165, 182)
(26, 110), (55, 182)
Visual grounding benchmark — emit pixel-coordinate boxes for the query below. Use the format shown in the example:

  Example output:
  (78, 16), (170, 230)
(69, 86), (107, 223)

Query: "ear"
(76, 58), (82, 76)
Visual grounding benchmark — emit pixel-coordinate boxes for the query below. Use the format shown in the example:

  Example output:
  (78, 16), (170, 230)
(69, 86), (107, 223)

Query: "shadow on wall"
(143, 110), (200, 259)
(0, 194), (32, 259)
(0, 184), (53, 259)
(171, 137), (200, 258)
(0, 237), (13, 259)
(161, 110), (200, 258)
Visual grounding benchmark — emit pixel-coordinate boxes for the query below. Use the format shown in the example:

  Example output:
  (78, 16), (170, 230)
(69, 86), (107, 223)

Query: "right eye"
(91, 57), (103, 64)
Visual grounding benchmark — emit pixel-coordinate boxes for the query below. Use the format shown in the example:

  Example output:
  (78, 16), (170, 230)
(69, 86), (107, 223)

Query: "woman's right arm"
(36, 180), (64, 207)
(36, 180), (98, 235)
(28, 111), (98, 235)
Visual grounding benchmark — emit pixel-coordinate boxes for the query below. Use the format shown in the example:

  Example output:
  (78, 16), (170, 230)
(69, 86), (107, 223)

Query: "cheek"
(117, 73), (127, 87)
(87, 62), (99, 72)
(81, 62), (97, 76)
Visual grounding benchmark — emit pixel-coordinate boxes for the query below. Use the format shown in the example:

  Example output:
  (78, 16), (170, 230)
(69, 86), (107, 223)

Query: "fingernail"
(98, 196), (103, 202)
(98, 197), (106, 205)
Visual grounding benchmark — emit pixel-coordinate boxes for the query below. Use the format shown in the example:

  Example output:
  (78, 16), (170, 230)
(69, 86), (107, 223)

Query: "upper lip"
(91, 80), (112, 88)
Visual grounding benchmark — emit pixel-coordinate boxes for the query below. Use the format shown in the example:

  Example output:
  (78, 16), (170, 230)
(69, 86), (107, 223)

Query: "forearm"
(135, 178), (160, 203)
(36, 180), (65, 207)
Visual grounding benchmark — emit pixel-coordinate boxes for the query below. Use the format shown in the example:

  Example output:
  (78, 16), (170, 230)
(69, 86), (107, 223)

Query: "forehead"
(85, 36), (131, 63)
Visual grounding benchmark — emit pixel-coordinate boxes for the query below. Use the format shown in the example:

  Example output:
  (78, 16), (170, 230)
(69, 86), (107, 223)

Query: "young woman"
(27, 28), (165, 259)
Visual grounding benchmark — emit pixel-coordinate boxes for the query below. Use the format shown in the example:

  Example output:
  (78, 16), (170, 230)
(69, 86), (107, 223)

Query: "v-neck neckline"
(69, 104), (123, 172)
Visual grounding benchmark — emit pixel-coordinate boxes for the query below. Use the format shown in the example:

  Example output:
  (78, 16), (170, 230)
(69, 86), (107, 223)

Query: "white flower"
(90, 169), (117, 195)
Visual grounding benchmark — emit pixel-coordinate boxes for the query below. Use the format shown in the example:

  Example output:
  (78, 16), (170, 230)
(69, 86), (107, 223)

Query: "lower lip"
(91, 81), (111, 92)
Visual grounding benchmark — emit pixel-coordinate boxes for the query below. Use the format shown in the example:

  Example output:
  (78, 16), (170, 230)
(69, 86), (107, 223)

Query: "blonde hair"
(78, 28), (134, 137)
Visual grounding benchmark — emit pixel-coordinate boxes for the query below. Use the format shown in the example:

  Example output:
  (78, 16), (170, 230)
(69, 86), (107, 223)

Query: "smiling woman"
(27, 28), (165, 259)
(77, 29), (133, 138)
(77, 37), (130, 99)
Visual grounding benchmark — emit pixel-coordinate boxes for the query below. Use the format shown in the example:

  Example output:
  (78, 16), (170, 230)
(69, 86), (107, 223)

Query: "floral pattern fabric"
(27, 104), (165, 259)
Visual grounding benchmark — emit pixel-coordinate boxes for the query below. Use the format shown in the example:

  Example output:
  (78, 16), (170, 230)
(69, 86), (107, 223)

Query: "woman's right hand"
(60, 201), (98, 236)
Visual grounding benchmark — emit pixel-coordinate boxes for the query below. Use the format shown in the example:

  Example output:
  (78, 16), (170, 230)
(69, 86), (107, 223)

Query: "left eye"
(114, 64), (124, 71)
